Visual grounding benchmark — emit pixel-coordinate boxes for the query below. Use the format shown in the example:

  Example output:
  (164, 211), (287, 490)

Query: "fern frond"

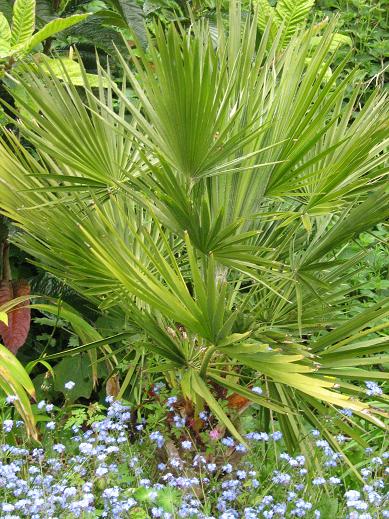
(275, 0), (315, 45)
(255, 0), (275, 32)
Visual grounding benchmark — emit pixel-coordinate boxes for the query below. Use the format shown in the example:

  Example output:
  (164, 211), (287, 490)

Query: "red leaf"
(227, 392), (250, 410)
(0, 280), (31, 354)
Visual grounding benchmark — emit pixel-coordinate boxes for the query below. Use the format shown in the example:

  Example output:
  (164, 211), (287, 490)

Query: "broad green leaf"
(30, 55), (107, 87)
(26, 13), (90, 51)
(0, 36), (11, 57)
(53, 354), (93, 400)
(317, 497), (338, 518)
(11, 0), (35, 47)
(0, 12), (11, 42)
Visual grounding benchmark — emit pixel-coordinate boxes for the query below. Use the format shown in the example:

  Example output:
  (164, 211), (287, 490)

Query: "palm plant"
(0, 4), (388, 452)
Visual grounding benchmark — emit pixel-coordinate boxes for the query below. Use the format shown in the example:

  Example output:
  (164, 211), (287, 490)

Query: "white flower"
(64, 380), (75, 390)
(5, 395), (18, 404)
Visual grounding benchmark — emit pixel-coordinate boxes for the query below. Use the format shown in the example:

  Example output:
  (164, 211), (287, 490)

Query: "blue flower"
(312, 477), (326, 485)
(221, 437), (235, 448)
(272, 471), (291, 485)
(153, 382), (166, 394)
(336, 434), (347, 443)
(2, 420), (14, 433)
(96, 466), (109, 477)
(166, 396), (177, 410)
(246, 432), (269, 442)
(365, 381), (382, 396)
(52, 443), (65, 454)
(173, 415), (186, 428)
(235, 444), (247, 453)
(149, 431), (165, 448)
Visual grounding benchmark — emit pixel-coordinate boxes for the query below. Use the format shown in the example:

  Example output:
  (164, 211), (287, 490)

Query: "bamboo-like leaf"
(209, 372), (290, 414)
(191, 371), (246, 444)
(0, 343), (37, 439)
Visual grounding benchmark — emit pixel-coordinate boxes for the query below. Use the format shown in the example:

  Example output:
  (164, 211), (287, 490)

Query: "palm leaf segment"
(0, 8), (388, 446)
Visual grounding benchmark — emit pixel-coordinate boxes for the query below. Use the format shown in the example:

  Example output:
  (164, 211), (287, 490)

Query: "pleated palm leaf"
(0, 5), (388, 451)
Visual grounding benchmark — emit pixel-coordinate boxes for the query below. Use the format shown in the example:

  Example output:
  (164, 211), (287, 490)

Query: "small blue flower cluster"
(0, 390), (387, 518)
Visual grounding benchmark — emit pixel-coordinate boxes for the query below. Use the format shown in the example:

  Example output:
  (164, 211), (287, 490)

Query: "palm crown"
(0, 3), (388, 452)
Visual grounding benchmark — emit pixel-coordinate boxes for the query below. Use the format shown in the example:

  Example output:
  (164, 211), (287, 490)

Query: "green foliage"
(56, 0), (147, 57)
(0, 310), (37, 438)
(254, 0), (352, 80)
(10, 0), (36, 47)
(0, 0), (88, 68)
(315, 0), (389, 92)
(256, 0), (316, 46)
(0, 5), (388, 449)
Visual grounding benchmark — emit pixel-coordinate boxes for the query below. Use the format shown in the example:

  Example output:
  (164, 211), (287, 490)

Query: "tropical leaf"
(0, 342), (37, 439)
(28, 54), (109, 87)
(106, 0), (146, 44)
(59, 14), (128, 55)
(275, 0), (315, 45)
(254, 0), (278, 39)
(0, 0), (13, 22)
(0, 12), (11, 43)
(25, 13), (90, 51)
(11, 0), (35, 47)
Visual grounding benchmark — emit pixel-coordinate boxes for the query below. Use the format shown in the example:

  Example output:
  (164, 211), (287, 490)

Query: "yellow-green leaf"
(0, 13), (11, 43)
(26, 13), (89, 52)
(191, 371), (246, 445)
(11, 0), (35, 47)
(0, 37), (11, 58)
(0, 343), (36, 398)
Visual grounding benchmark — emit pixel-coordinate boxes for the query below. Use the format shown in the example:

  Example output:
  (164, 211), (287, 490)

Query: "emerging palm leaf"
(0, 3), (388, 452)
